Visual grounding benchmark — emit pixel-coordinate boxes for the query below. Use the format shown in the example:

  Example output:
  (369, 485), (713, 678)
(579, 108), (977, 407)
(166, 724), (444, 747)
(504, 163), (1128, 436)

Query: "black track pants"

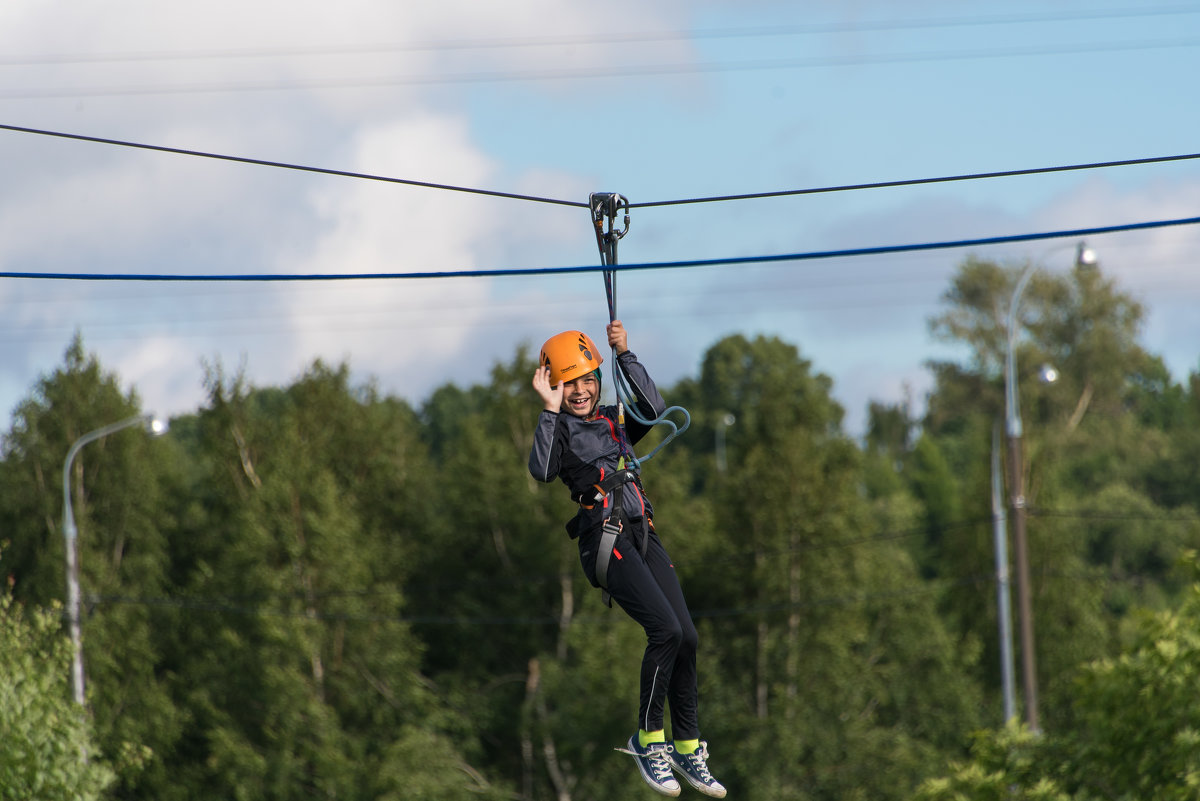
(582, 526), (700, 739)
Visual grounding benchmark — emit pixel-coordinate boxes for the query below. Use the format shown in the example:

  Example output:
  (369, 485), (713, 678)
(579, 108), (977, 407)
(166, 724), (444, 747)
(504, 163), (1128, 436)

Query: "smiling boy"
(528, 320), (725, 798)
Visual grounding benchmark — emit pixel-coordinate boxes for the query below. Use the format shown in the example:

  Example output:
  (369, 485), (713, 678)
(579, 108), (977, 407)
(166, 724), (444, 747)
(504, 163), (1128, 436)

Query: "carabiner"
(589, 193), (631, 266)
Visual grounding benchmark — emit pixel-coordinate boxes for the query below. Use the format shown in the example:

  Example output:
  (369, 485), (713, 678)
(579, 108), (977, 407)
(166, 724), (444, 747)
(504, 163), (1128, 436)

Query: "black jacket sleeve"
(528, 410), (564, 483)
(615, 350), (668, 445)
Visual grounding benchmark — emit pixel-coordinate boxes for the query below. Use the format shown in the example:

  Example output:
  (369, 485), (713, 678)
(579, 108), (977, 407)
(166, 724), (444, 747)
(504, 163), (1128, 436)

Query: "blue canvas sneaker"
(623, 735), (681, 797)
(668, 740), (726, 798)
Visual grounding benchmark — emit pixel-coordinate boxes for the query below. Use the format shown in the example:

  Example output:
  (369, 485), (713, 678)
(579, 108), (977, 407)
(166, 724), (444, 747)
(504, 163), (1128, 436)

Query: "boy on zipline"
(528, 319), (726, 798)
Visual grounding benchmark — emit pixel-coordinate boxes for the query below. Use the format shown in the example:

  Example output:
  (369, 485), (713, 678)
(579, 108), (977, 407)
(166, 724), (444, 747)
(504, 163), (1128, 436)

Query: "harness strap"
(595, 520), (622, 608)
(592, 470), (650, 608)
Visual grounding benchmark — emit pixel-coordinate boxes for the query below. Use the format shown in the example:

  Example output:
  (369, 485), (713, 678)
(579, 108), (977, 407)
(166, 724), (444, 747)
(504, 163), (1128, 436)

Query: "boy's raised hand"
(532, 365), (563, 412)
(607, 319), (628, 355)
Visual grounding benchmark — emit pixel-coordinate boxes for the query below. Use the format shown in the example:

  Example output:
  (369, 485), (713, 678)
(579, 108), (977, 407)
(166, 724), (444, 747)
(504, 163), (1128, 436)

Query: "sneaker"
(625, 735), (681, 797)
(668, 740), (726, 798)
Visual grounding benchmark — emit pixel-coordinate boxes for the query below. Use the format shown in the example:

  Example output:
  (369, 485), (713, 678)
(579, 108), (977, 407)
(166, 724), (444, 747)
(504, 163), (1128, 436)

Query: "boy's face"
(561, 373), (600, 418)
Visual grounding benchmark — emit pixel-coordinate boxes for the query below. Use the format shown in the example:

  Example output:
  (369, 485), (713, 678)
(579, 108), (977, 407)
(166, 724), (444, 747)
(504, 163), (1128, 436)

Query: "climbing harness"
(586, 193), (691, 604)
(584, 468), (640, 607)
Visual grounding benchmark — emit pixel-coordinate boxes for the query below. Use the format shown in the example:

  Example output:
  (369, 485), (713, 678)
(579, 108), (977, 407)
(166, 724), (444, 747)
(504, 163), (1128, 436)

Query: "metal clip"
(589, 193), (630, 266)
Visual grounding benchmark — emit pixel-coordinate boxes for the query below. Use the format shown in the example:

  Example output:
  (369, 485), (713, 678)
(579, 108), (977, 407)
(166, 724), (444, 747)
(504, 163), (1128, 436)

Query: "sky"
(1, 0), (1199, 438)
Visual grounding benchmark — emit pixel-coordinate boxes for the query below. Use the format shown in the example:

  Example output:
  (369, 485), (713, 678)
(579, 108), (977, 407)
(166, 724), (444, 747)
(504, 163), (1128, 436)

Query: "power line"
(6, 5), (1198, 67)
(4, 37), (1200, 99)
(1033, 507), (1200, 524)
(4, 213), (1200, 282)
(85, 568), (1160, 626)
(73, 507), (1197, 617)
(66, 497), (1197, 625)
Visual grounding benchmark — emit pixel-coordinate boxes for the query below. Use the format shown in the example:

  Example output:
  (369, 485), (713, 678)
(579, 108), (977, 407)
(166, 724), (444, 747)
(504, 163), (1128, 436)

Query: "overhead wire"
(6, 4), (1199, 67)
(5, 27), (1200, 99)
(4, 213), (1200, 282)
(6, 36), (1200, 99)
(72, 506), (1200, 625)
(84, 568), (1163, 626)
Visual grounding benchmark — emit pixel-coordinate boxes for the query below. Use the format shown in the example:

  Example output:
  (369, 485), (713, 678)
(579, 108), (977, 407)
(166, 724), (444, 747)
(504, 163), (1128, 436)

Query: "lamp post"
(1003, 241), (1096, 731)
(990, 422), (1016, 724)
(715, 413), (736, 473)
(62, 413), (167, 706)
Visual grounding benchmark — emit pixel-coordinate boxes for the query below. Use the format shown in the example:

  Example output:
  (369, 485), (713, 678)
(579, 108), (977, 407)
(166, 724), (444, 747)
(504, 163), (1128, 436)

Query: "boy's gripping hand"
(607, 319), (628, 355)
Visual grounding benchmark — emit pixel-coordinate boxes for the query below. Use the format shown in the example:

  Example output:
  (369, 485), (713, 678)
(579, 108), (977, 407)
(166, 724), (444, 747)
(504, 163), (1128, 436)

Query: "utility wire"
(1033, 507), (1200, 524)
(6, 4), (1198, 67)
(4, 213), (1199, 282)
(85, 568), (1154, 626)
(74, 508), (1194, 608)
(5, 37), (1200, 99)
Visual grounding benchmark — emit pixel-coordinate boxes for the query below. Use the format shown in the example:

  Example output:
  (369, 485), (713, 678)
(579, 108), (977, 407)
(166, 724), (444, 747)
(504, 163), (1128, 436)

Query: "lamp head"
(1075, 242), (1098, 268)
(146, 416), (169, 436)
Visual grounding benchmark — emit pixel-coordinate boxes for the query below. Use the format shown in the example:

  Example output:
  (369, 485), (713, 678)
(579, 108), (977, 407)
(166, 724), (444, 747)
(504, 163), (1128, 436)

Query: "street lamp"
(62, 413), (167, 706)
(715, 413), (736, 473)
(1003, 241), (1096, 731)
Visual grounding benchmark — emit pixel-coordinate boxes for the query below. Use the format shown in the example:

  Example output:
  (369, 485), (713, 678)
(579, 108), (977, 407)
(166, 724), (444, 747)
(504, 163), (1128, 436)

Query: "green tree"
(0, 335), (180, 793)
(915, 560), (1200, 800)
(0, 591), (115, 800)
(156, 360), (510, 800)
(668, 334), (981, 801)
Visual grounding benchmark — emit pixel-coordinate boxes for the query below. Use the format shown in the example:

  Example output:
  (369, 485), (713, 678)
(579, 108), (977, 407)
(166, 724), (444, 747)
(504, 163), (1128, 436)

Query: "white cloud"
(285, 113), (501, 391)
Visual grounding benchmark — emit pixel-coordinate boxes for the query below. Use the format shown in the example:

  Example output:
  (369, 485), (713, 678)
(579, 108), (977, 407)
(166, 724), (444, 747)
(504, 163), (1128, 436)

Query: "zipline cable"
(630, 151), (1200, 208)
(3, 123), (1200, 212)
(0, 123), (587, 208)
(5, 212), (1200, 282)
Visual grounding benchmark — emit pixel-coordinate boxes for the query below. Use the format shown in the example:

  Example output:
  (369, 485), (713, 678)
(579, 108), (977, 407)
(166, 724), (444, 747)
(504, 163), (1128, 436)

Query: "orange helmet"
(540, 330), (604, 385)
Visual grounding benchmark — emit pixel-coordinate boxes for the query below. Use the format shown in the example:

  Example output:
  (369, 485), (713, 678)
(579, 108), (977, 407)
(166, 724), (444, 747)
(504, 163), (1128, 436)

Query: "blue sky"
(2, 0), (1198, 437)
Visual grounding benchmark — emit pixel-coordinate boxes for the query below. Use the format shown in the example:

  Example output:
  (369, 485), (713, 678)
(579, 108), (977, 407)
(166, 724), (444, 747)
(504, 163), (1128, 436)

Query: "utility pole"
(1005, 429), (1038, 731)
(1002, 240), (1097, 732)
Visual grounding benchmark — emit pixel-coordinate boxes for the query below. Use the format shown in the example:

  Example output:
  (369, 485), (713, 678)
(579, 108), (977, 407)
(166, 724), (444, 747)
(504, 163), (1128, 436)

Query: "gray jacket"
(528, 350), (667, 537)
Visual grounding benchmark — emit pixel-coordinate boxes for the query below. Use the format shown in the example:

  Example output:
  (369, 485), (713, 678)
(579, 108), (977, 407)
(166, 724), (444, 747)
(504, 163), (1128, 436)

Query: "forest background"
(4, 252), (1200, 801)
